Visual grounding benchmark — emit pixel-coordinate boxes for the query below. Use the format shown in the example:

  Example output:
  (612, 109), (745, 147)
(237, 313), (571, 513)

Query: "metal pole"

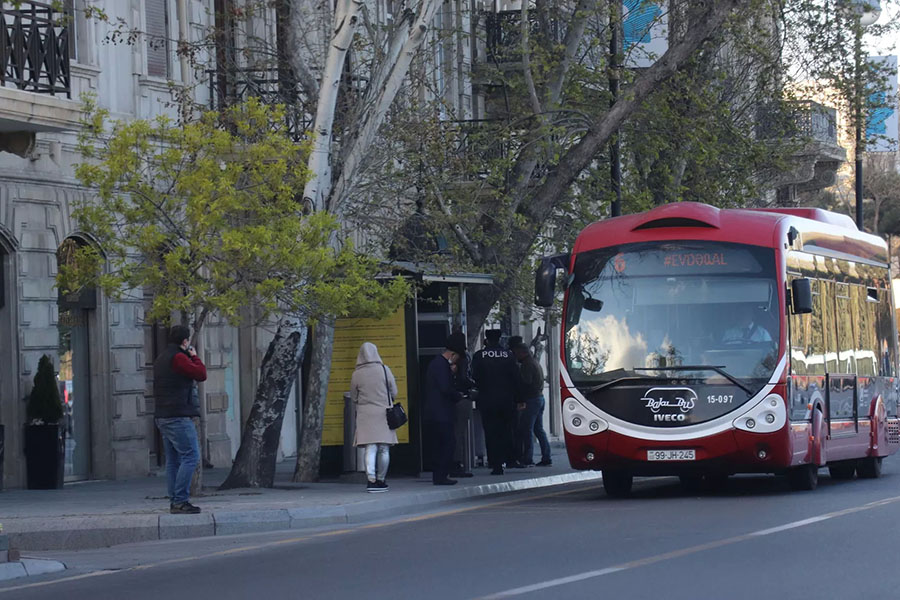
(609, 0), (622, 218)
(855, 21), (865, 230)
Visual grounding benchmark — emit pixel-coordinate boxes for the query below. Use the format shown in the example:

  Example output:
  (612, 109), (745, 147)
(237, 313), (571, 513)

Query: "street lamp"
(850, 0), (881, 230)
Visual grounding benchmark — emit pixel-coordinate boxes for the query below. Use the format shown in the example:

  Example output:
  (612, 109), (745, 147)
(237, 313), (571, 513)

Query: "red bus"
(535, 202), (900, 495)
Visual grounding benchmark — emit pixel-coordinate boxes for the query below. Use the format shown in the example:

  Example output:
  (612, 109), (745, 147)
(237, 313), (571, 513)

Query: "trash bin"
(342, 393), (364, 473)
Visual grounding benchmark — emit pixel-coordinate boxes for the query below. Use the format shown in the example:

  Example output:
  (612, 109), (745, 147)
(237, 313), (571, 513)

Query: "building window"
(145, 0), (170, 78)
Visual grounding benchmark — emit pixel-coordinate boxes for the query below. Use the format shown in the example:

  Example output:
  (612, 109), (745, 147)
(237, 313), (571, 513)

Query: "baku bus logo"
(642, 387), (698, 422)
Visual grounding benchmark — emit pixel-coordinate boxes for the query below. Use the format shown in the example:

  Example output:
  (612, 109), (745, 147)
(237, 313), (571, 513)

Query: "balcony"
(758, 101), (846, 199)
(757, 101), (839, 146)
(482, 10), (562, 64)
(207, 67), (314, 142)
(0, 1), (81, 154)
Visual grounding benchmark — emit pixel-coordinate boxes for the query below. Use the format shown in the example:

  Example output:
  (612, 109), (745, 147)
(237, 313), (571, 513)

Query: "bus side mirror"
(791, 278), (813, 314)
(535, 259), (557, 307)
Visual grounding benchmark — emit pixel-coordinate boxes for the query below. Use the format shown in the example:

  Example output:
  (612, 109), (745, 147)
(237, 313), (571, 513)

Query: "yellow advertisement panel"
(322, 308), (409, 446)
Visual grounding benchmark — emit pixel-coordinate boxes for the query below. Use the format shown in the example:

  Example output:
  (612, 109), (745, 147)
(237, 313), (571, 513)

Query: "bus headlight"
(734, 394), (786, 434)
(564, 396), (609, 436)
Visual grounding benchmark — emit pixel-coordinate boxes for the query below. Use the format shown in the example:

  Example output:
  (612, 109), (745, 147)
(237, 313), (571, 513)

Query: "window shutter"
(145, 0), (169, 77)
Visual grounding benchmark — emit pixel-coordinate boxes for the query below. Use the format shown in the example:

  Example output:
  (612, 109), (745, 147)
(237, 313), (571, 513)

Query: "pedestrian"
(451, 331), (476, 478)
(506, 335), (525, 462)
(153, 325), (207, 514)
(424, 333), (467, 485)
(351, 342), (398, 493)
(513, 342), (552, 467)
(472, 329), (522, 475)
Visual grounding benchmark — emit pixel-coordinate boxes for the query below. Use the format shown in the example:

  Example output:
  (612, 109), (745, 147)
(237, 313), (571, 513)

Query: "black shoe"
(434, 478), (458, 486)
(491, 468), (504, 475)
(376, 480), (389, 491)
(450, 471), (474, 478)
(170, 502), (201, 514)
(536, 459), (553, 466)
(367, 481), (387, 493)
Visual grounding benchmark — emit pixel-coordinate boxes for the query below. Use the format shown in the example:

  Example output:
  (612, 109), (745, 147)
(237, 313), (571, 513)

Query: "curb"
(0, 559), (67, 583)
(4, 471), (603, 552)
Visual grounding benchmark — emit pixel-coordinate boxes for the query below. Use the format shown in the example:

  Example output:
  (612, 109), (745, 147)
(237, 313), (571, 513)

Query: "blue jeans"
(156, 417), (200, 504)
(519, 395), (552, 464)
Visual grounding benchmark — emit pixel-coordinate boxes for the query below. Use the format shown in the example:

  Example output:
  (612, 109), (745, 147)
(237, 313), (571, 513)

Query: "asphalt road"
(5, 464), (900, 600)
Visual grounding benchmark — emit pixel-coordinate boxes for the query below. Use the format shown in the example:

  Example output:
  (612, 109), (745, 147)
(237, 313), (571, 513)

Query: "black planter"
(24, 424), (65, 489)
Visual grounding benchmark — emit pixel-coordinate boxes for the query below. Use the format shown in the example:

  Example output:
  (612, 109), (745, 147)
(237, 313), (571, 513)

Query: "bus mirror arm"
(790, 278), (813, 314)
(534, 253), (570, 308)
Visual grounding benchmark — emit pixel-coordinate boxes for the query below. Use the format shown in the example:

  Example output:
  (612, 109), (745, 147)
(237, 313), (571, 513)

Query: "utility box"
(342, 393), (364, 473)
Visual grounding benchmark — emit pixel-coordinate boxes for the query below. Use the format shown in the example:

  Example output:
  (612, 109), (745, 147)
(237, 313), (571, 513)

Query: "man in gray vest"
(154, 325), (207, 514)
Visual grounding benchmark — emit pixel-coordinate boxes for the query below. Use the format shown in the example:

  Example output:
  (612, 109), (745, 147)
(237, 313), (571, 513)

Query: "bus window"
(875, 294), (896, 377)
(819, 281), (839, 373)
(854, 285), (877, 376)
(789, 278), (811, 376)
(807, 280), (825, 375)
(835, 283), (856, 375)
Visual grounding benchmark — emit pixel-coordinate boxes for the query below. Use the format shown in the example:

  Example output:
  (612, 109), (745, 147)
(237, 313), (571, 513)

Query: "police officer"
(472, 329), (521, 475)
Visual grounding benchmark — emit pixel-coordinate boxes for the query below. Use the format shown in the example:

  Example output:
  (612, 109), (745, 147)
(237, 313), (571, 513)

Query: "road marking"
(478, 493), (900, 599)
(0, 483), (598, 594)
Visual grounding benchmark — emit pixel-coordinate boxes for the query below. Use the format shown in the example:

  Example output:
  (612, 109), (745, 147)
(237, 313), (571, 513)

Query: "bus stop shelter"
(318, 265), (493, 477)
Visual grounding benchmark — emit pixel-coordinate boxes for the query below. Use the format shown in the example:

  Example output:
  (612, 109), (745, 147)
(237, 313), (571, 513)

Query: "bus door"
(826, 374), (858, 437)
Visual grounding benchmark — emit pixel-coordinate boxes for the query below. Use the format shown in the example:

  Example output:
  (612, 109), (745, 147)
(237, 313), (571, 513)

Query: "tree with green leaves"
(352, 0), (899, 340)
(61, 96), (409, 488)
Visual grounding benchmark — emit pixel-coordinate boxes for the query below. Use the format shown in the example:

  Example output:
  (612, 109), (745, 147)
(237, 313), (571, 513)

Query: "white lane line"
(479, 493), (900, 599)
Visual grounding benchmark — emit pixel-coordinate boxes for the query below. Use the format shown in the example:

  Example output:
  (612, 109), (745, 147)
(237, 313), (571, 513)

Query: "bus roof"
(574, 202), (888, 265)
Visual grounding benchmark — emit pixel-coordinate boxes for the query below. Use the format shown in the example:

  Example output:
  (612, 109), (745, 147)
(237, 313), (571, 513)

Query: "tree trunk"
(219, 316), (307, 489)
(293, 320), (335, 481)
(302, 0), (362, 212)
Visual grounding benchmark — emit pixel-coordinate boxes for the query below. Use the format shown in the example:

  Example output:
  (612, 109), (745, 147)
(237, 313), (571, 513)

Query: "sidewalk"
(0, 445), (600, 553)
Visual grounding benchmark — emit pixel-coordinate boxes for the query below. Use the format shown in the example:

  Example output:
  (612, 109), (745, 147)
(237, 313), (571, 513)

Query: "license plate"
(647, 449), (696, 461)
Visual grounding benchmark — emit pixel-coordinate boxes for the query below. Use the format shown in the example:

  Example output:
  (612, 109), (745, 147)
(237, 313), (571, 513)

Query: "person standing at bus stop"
(424, 333), (467, 485)
(472, 329), (522, 475)
(513, 342), (552, 467)
(351, 342), (398, 493)
(154, 325), (207, 514)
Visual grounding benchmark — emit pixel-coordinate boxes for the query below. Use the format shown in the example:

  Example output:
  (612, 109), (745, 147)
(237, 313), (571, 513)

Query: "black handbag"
(383, 365), (407, 430)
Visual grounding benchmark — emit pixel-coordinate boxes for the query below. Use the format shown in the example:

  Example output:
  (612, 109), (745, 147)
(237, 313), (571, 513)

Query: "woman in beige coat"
(351, 342), (399, 492)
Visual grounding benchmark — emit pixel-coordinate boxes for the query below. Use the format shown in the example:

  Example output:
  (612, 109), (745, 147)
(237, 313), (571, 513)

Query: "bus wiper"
(633, 365), (752, 394)
(581, 375), (670, 394)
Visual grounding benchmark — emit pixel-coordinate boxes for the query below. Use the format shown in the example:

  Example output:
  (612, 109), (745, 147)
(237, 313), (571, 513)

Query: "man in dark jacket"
(423, 333), (467, 485)
(514, 342), (552, 466)
(154, 325), (207, 514)
(472, 329), (521, 474)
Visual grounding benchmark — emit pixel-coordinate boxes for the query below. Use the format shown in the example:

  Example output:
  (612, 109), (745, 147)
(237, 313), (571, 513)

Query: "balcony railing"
(440, 119), (510, 178)
(207, 67), (313, 140)
(757, 101), (837, 145)
(0, 1), (70, 97)
(483, 10), (562, 64)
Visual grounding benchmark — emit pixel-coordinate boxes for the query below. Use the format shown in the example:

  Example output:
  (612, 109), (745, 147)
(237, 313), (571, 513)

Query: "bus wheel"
(788, 464), (818, 491)
(857, 456), (883, 479)
(602, 470), (633, 497)
(828, 461), (857, 480)
(679, 475), (703, 493)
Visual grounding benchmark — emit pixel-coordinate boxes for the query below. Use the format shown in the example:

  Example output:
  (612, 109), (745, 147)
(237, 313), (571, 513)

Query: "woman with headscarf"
(351, 342), (399, 492)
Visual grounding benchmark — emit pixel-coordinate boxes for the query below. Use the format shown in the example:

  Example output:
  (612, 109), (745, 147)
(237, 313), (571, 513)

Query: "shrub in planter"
(24, 355), (65, 489)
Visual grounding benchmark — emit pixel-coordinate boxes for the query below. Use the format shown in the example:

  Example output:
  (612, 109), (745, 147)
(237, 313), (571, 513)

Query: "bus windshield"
(565, 241), (779, 390)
